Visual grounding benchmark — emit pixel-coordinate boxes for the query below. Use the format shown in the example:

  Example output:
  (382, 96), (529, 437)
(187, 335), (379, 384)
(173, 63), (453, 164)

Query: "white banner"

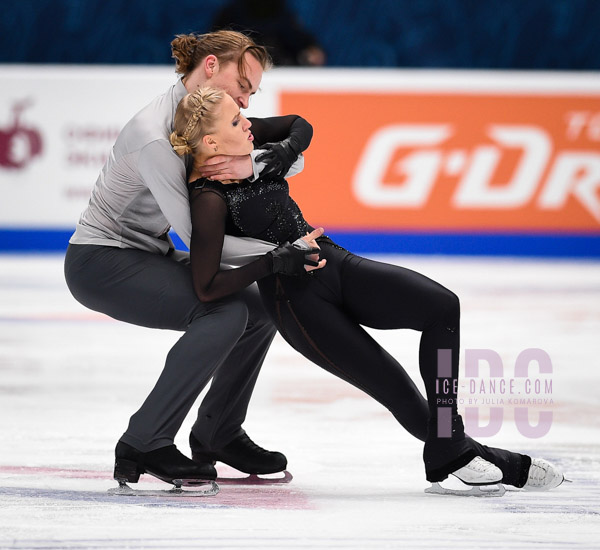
(0, 66), (170, 226)
(0, 65), (277, 228)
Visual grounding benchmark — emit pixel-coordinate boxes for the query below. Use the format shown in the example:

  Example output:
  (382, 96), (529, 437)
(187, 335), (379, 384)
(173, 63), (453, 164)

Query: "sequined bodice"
(190, 176), (310, 246)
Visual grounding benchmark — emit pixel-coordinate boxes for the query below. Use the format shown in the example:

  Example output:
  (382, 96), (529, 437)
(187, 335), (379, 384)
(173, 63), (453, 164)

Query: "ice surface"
(0, 254), (599, 549)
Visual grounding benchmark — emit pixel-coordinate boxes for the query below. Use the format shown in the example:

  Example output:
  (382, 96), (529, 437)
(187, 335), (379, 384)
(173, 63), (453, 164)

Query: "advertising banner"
(282, 91), (600, 232)
(276, 71), (600, 256)
(0, 66), (175, 227)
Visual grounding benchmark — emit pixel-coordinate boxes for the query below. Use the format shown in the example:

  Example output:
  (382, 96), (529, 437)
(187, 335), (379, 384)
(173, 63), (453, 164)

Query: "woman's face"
(208, 94), (254, 156)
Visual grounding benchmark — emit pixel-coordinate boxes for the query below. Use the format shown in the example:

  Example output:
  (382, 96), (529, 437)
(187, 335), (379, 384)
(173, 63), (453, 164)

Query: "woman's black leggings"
(259, 241), (530, 484)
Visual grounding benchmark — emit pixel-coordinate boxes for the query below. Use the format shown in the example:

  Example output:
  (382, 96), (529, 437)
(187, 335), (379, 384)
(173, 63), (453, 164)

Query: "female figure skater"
(170, 87), (564, 492)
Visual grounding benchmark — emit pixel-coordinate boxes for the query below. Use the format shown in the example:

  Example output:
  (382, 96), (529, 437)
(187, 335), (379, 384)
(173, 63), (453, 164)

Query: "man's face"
(207, 53), (263, 109)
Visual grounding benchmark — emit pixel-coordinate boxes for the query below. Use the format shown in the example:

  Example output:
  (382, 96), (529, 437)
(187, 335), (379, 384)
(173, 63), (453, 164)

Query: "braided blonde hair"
(170, 87), (225, 157)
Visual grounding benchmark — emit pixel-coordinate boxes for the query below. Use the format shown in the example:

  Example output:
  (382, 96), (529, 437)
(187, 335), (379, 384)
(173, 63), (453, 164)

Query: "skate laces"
(451, 456), (502, 486)
(239, 433), (270, 455)
(528, 459), (551, 485)
(524, 458), (564, 491)
(467, 456), (497, 473)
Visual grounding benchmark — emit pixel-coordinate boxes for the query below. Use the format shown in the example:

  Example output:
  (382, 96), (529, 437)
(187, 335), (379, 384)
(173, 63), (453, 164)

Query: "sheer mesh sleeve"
(189, 187), (273, 302)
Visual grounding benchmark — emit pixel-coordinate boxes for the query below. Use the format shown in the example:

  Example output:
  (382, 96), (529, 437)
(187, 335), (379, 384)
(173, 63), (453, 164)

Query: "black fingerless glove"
(255, 138), (300, 179)
(268, 240), (320, 276)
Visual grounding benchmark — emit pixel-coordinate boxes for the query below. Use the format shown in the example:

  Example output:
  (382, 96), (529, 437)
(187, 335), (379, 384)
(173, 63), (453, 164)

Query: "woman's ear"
(203, 134), (217, 149)
(204, 55), (219, 79)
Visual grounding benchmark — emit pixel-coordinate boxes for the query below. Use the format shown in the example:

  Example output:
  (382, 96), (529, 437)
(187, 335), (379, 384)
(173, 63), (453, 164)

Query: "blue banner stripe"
(329, 231), (600, 258)
(0, 228), (598, 258)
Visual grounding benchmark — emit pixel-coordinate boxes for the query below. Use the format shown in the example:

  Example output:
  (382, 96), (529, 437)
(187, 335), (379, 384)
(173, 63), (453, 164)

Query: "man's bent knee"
(189, 296), (249, 334)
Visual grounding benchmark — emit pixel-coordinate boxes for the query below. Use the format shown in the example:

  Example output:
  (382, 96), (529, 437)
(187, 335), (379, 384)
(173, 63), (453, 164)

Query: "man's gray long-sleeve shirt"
(70, 79), (300, 266)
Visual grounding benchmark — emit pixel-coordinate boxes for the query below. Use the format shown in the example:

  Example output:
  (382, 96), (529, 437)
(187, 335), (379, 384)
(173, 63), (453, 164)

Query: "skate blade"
(523, 474), (569, 491)
(217, 470), (293, 485)
(425, 481), (506, 497)
(108, 480), (219, 497)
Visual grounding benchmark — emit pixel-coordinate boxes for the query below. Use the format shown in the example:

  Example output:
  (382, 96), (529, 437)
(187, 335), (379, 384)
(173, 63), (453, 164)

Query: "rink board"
(0, 66), (599, 256)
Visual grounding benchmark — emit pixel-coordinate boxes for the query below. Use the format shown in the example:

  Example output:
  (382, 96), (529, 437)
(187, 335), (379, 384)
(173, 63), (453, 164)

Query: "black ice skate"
(190, 432), (292, 484)
(109, 441), (219, 497)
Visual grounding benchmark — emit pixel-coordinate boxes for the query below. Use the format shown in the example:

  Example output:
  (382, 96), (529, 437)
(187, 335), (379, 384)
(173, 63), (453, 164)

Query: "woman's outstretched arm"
(189, 188), (273, 302)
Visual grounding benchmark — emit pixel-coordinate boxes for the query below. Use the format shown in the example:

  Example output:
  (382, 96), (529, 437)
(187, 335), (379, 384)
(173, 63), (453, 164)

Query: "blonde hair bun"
(169, 132), (192, 156)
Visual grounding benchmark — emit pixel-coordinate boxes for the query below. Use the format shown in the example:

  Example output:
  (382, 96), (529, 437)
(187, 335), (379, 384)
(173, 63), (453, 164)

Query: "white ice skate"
(425, 456), (505, 497)
(523, 458), (565, 491)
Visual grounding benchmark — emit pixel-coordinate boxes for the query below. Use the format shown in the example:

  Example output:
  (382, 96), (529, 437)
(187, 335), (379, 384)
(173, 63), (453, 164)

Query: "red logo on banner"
(0, 100), (43, 170)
